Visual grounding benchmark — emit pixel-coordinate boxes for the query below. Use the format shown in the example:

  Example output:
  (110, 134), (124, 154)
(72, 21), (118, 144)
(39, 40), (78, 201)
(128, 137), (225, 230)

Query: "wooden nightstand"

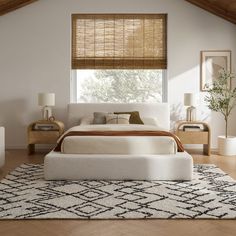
(27, 120), (64, 155)
(175, 121), (211, 156)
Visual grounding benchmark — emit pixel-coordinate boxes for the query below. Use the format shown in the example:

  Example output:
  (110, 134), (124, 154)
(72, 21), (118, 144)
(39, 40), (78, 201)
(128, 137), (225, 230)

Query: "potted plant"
(204, 70), (236, 156)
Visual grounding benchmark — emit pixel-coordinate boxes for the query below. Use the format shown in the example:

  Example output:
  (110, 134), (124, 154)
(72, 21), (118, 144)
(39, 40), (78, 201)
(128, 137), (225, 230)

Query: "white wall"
(0, 0), (235, 148)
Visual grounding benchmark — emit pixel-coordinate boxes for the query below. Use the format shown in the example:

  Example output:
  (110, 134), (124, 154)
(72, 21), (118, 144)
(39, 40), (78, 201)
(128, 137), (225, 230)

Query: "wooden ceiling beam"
(0, 0), (38, 16)
(0, 0), (236, 25)
(185, 0), (236, 24)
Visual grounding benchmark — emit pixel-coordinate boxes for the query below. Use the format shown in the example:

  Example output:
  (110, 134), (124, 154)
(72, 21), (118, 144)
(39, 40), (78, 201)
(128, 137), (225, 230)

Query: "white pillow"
(141, 117), (159, 126)
(79, 116), (93, 125)
(106, 114), (130, 124)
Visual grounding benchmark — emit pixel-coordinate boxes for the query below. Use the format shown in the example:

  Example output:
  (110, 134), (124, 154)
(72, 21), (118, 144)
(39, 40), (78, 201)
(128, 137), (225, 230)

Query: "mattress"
(59, 124), (177, 154)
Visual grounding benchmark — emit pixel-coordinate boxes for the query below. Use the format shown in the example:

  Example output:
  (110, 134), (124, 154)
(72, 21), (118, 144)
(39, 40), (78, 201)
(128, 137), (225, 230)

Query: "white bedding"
(59, 124), (177, 155)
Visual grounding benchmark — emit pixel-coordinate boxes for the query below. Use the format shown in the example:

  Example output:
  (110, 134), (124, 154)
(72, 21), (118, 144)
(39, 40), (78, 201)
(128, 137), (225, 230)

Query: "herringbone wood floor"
(0, 149), (236, 236)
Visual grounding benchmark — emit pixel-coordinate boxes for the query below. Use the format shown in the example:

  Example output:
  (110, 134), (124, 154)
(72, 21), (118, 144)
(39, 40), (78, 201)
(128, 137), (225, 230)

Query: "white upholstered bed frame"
(44, 103), (193, 180)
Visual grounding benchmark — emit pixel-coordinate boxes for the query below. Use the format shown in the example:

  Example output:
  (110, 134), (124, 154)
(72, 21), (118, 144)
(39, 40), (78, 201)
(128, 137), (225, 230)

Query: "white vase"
(218, 136), (236, 156)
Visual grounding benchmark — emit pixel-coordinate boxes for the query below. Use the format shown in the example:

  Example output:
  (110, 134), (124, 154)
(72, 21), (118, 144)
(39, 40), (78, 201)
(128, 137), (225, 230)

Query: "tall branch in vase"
(204, 70), (236, 138)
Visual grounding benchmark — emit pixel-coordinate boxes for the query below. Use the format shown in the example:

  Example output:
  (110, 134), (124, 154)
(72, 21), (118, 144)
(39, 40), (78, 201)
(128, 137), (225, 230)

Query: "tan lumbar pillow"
(114, 111), (144, 124)
(106, 114), (131, 124)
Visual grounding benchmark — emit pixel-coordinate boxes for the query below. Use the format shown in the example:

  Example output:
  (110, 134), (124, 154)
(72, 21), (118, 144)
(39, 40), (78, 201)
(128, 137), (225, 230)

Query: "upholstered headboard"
(67, 103), (170, 130)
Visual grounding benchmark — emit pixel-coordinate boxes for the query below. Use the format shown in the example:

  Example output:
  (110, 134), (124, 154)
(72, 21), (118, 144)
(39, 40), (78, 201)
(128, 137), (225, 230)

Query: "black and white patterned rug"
(0, 164), (236, 219)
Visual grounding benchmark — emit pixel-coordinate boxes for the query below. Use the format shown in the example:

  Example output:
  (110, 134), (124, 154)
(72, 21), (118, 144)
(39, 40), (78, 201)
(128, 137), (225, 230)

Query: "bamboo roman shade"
(72, 14), (167, 69)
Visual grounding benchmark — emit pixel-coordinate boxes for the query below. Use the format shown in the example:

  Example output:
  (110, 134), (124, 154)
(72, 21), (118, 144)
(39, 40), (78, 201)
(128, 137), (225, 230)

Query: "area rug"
(0, 164), (236, 219)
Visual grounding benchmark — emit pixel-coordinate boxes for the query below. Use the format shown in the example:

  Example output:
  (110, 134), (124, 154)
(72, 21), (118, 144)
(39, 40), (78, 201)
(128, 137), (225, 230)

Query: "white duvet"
(60, 124), (177, 155)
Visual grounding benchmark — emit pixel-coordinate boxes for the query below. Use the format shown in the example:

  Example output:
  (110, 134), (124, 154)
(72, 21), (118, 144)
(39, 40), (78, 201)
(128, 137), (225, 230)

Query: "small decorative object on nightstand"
(175, 121), (211, 156)
(27, 120), (64, 155)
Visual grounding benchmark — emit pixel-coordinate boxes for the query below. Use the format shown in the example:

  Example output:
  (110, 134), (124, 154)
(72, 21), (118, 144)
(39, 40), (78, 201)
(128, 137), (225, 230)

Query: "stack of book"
(33, 124), (56, 131)
(183, 125), (201, 132)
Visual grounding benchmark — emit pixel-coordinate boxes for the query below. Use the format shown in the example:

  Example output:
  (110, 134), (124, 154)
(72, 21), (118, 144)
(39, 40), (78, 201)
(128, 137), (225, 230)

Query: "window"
(71, 14), (167, 103)
(71, 70), (167, 103)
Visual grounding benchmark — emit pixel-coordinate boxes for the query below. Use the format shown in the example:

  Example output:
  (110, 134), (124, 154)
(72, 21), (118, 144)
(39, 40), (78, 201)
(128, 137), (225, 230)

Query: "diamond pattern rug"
(0, 164), (236, 219)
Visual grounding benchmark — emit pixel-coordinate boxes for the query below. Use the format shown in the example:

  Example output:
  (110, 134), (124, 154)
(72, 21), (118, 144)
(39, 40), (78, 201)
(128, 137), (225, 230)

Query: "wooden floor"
(0, 149), (236, 236)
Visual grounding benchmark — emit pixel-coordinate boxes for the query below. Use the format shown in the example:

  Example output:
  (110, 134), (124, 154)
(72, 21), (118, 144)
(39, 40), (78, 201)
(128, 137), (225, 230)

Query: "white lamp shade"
(38, 93), (55, 106)
(184, 93), (196, 106)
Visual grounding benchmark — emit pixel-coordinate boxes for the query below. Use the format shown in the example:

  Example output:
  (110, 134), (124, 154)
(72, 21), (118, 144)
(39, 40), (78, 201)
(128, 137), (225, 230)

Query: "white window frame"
(70, 70), (168, 103)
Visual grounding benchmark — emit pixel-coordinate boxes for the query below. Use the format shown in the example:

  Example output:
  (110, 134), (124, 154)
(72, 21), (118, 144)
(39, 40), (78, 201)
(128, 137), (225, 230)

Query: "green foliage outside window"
(79, 70), (163, 103)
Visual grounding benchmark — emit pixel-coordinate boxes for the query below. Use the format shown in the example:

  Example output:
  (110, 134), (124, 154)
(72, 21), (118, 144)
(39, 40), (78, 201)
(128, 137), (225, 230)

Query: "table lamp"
(184, 93), (196, 121)
(38, 93), (55, 120)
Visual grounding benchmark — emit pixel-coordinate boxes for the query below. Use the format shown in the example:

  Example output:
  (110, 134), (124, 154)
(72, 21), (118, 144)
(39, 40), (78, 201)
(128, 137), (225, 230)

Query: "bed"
(44, 103), (193, 180)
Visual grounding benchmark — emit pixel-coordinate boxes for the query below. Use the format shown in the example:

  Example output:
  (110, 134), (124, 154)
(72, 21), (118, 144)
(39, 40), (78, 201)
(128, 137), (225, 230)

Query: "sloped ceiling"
(0, 0), (38, 16)
(0, 0), (236, 25)
(185, 0), (236, 24)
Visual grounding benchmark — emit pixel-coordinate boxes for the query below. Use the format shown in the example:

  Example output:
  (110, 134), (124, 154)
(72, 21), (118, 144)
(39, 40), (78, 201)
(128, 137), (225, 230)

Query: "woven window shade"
(72, 14), (167, 69)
